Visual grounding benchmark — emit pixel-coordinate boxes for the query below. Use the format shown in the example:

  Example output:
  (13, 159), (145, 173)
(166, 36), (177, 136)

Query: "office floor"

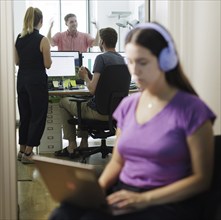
(17, 136), (113, 220)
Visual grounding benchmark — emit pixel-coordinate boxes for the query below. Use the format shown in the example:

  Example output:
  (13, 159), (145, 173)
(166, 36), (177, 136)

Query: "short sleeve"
(93, 55), (104, 73)
(182, 97), (216, 136)
(113, 99), (126, 129)
(113, 93), (140, 129)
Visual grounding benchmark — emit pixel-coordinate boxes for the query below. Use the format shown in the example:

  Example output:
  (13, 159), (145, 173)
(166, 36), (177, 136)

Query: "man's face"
(66, 16), (78, 31)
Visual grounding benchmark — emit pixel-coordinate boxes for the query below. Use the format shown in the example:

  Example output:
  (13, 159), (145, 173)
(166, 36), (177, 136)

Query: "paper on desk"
(63, 79), (76, 88)
(52, 81), (59, 87)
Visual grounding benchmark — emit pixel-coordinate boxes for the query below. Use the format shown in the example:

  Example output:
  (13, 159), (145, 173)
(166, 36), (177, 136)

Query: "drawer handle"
(47, 127), (54, 130)
(48, 145), (55, 149)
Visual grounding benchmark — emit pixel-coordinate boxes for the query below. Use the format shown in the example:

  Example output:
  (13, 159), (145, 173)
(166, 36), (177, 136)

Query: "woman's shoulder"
(113, 92), (140, 123)
(118, 92), (140, 110)
(123, 92), (140, 102)
(172, 91), (216, 128)
(40, 36), (50, 48)
(171, 91), (215, 118)
(175, 91), (209, 108)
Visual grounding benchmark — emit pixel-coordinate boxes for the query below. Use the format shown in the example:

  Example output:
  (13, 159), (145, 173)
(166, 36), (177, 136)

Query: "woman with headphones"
(49, 22), (216, 220)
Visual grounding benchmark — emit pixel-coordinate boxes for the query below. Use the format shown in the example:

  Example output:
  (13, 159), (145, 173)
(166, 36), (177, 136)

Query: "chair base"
(78, 139), (113, 163)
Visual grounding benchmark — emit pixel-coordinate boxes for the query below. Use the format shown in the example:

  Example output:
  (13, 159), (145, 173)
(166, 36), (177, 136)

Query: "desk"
(49, 88), (90, 96)
(39, 88), (139, 153)
(49, 88), (139, 96)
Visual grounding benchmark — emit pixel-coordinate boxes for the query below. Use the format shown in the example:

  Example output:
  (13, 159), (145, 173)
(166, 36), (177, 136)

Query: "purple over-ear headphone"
(135, 23), (178, 72)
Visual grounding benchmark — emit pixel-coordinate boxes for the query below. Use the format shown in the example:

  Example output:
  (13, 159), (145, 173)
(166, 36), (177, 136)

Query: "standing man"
(47, 13), (99, 52)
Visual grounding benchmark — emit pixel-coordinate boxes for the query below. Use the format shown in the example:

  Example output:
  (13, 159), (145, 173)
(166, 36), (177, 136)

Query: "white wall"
(13, 1), (26, 41)
(190, 1), (220, 135)
(0, 1), (17, 219)
(89, 0), (145, 52)
(151, 0), (221, 135)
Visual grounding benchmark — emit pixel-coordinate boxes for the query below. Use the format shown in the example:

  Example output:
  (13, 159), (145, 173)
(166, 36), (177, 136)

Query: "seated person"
(50, 22), (216, 220)
(55, 27), (126, 158)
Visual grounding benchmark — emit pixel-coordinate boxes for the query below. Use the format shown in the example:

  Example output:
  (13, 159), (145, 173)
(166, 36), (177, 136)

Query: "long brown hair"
(20, 7), (43, 38)
(125, 23), (198, 96)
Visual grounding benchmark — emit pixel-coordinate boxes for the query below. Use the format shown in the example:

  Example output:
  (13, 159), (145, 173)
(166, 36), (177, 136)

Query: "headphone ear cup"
(135, 22), (179, 72)
(159, 45), (178, 72)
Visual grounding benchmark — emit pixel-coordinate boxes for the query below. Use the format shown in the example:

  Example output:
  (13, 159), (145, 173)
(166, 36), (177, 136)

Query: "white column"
(150, 0), (221, 134)
(0, 1), (17, 219)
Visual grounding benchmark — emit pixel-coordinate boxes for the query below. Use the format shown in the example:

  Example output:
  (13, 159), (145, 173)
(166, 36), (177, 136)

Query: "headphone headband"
(135, 22), (178, 72)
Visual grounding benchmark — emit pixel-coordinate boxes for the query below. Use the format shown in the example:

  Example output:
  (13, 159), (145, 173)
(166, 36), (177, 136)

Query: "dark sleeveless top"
(15, 29), (45, 71)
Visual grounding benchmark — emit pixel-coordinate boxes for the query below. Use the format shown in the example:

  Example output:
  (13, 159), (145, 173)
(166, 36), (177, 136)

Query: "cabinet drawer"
(46, 118), (61, 124)
(39, 142), (62, 153)
(44, 125), (61, 132)
(41, 134), (61, 143)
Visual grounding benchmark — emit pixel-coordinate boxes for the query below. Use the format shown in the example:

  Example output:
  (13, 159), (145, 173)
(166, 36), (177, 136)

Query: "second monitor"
(82, 52), (127, 72)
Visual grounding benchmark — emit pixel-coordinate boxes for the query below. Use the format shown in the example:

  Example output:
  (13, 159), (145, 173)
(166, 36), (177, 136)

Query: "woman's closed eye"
(127, 58), (149, 66)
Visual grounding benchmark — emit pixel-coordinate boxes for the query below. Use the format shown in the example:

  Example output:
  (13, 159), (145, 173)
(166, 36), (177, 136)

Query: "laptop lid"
(32, 155), (107, 210)
(33, 155), (136, 215)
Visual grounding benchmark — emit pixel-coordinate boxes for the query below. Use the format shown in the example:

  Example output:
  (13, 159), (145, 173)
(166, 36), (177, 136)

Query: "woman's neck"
(142, 84), (177, 102)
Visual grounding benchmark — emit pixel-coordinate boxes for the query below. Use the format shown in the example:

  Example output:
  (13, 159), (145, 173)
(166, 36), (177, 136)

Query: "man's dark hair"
(99, 27), (118, 48)
(64, 13), (76, 22)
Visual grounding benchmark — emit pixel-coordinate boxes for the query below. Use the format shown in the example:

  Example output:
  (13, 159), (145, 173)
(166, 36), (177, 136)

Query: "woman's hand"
(107, 190), (148, 210)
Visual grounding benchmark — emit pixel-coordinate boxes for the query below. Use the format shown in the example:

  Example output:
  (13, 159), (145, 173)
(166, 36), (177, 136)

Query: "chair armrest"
(70, 94), (93, 99)
(69, 97), (90, 103)
(69, 97), (89, 124)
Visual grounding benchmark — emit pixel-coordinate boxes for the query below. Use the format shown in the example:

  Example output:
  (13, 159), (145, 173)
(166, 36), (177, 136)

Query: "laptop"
(33, 155), (135, 215)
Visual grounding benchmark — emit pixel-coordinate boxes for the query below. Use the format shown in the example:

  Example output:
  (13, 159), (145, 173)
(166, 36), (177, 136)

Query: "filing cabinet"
(39, 101), (62, 153)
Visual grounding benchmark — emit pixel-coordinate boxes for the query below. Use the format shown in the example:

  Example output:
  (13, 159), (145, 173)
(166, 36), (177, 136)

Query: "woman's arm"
(40, 37), (52, 69)
(14, 46), (19, 65)
(107, 120), (214, 209)
(99, 129), (124, 191)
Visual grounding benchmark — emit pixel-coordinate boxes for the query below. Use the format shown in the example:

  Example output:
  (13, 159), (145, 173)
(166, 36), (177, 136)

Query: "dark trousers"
(49, 181), (206, 220)
(17, 70), (48, 147)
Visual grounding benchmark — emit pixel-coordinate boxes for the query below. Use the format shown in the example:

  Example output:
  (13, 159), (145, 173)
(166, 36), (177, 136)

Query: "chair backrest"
(212, 135), (221, 189)
(94, 64), (131, 115)
(201, 135), (221, 220)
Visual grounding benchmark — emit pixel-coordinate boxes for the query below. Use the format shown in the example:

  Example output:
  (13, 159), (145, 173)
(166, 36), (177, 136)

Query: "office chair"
(68, 64), (131, 163)
(201, 135), (221, 220)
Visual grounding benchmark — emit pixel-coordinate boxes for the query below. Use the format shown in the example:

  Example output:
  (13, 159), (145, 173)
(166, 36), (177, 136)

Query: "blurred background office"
(0, 0), (220, 219)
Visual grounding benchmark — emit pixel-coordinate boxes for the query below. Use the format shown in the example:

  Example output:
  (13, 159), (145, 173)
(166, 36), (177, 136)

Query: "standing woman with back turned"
(15, 7), (52, 164)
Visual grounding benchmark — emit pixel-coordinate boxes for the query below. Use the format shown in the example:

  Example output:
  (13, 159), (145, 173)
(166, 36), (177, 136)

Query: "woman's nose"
(131, 64), (140, 75)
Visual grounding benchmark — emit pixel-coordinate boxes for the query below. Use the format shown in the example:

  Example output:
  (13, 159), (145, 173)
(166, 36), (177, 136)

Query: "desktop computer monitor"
(46, 51), (80, 77)
(82, 52), (127, 72)
(81, 52), (102, 72)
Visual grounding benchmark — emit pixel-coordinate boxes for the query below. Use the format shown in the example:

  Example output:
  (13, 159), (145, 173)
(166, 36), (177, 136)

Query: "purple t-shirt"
(113, 91), (216, 189)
